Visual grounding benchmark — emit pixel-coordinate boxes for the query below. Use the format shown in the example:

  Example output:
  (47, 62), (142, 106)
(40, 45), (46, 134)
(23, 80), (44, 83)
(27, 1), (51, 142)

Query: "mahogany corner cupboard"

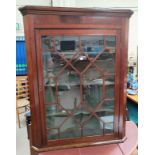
(19, 6), (133, 155)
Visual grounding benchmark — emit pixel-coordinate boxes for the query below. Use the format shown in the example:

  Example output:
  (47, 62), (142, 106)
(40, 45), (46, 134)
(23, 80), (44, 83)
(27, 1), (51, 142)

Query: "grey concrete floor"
(16, 114), (30, 155)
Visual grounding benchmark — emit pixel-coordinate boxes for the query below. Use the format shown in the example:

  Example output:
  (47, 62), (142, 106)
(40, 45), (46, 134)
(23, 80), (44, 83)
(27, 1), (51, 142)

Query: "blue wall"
(16, 36), (27, 75)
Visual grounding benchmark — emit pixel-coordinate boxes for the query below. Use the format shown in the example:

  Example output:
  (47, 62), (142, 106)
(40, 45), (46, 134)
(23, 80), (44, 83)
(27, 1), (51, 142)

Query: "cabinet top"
(19, 5), (133, 17)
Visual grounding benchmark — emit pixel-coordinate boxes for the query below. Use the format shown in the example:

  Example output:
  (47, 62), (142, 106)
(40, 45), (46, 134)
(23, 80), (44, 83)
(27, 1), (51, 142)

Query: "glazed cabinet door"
(35, 29), (121, 145)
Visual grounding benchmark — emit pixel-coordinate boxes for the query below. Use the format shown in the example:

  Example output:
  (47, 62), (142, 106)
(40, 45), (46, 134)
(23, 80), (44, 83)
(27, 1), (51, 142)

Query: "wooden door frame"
(34, 28), (123, 149)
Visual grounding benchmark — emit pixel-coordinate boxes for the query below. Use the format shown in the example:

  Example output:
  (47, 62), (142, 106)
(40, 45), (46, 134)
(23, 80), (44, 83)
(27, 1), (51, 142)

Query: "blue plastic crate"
(16, 36), (27, 75)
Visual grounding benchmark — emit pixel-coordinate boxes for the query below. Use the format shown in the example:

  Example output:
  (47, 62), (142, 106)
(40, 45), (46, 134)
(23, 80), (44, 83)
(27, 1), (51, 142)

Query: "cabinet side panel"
(23, 15), (42, 147)
(114, 31), (121, 137)
(119, 18), (129, 138)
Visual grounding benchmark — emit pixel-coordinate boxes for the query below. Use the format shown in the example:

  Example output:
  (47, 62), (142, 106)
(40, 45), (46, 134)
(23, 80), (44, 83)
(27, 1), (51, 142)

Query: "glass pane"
(105, 76), (115, 99)
(47, 129), (59, 140)
(94, 52), (115, 74)
(93, 36), (116, 74)
(42, 51), (67, 79)
(81, 36), (104, 58)
(45, 105), (68, 129)
(70, 51), (90, 72)
(44, 81), (56, 104)
(55, 36), (79, 58)
(106, 36), (116, 49)
(74, 104), (92, 124)
(83, 66), (103, 109)
(41, 35), (116, 140)
(59, 117), (81, 139)
(42, 36), (54, 49)
(96, 100), (114, 134)
(83, 116), (103, 136)
(58, 66), (80, 112)
(99, 115), (114, 134)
